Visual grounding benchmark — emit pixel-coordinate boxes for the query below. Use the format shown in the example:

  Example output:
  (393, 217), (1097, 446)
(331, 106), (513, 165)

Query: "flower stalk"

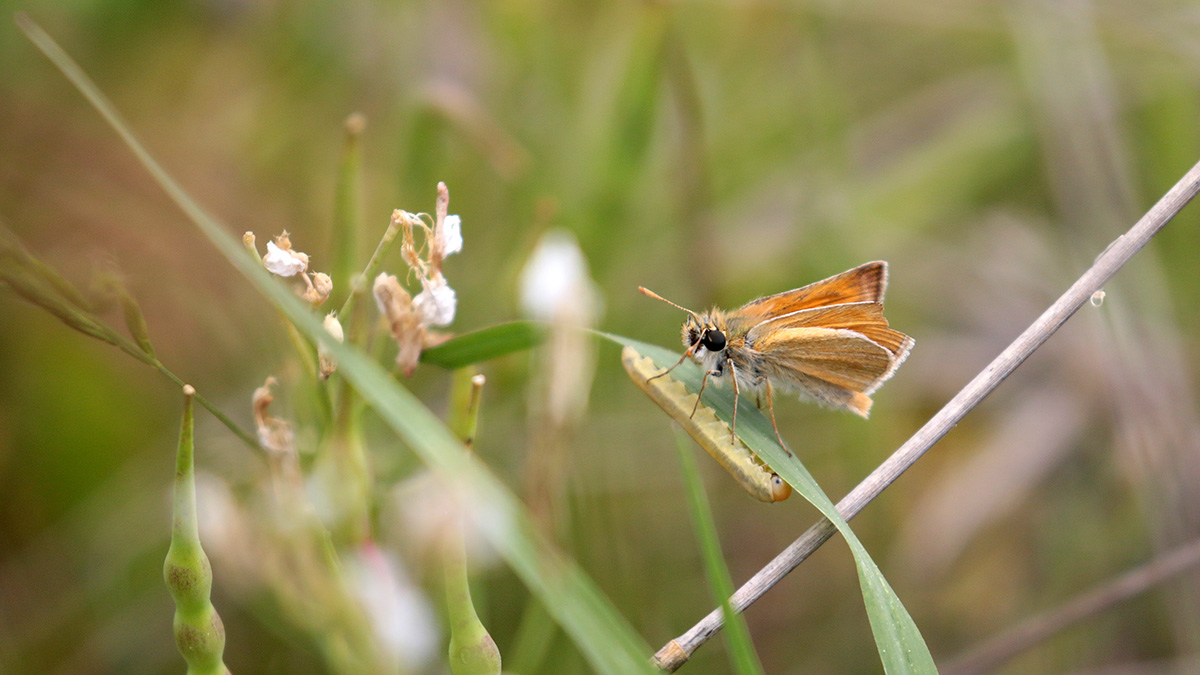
(332, 113), (365, 307)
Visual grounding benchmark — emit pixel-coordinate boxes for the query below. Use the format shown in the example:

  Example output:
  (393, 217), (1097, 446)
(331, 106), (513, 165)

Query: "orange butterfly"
(639, 261), (914, 453)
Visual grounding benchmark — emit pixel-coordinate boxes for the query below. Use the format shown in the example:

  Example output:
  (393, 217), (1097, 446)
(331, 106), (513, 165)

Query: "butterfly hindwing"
(751, 326), (897, 392)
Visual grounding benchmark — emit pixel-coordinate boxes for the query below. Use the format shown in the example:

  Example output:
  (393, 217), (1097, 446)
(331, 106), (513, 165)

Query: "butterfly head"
(682, 310), (732, 377)
(683, 313), (727, 356)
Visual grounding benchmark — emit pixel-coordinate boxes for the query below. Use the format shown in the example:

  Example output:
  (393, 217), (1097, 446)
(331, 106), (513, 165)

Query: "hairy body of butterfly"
(642, 261), (914, 452)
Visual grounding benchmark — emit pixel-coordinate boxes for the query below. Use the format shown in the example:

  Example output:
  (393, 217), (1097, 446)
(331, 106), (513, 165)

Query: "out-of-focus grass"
(674, 427), (765, 675)
(3, 1), (1200, 673)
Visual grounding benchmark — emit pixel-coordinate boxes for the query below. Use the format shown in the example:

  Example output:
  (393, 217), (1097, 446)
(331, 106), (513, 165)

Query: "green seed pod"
(445, 369), (501, 675)
(164, 385), (230, 675)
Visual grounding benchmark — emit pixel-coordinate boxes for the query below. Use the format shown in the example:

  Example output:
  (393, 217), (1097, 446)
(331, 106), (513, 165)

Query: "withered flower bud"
(302, 271), (333, 305)
(373, 273), (427, 377)
(318, 313), (344, 380)
(252, 377), (294, 455)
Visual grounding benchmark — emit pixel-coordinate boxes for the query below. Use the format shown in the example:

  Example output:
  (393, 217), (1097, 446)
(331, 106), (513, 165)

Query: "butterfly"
(639, 261), (914, 453)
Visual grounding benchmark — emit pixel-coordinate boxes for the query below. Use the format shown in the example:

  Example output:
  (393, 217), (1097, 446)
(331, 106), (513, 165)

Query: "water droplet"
(1090, 290), (1105, 307)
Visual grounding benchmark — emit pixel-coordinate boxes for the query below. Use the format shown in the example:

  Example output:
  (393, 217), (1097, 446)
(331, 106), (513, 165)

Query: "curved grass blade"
(19, 18), (653, 673)
(606, 334), (936, 674)
(623, 347), (789, 503)
(421, 321), (547, 369)
(673, 428), (766, 675)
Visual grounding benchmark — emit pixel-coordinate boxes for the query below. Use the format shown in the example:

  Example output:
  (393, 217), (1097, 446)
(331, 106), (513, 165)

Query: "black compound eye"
(701, 328), (726, 352)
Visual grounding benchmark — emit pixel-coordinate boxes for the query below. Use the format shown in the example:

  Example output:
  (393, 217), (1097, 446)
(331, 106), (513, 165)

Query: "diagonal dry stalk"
(653, 157), (1200, 671)
(942, 536), (1200, 675)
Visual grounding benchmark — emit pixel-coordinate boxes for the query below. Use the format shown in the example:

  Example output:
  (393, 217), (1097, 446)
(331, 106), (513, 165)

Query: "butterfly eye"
(701, 329), (726, 352)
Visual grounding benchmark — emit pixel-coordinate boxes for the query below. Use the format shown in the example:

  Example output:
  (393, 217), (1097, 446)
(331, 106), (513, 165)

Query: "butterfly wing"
(721, 261), (911, 417)
(753, 326), (894, 387)
(747, 302), (913, 363)
(735, 261), (888, 324)
(743, 303), (915, 417)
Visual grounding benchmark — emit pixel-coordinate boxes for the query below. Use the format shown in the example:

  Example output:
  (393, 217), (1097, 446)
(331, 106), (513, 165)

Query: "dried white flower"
(373, 273), (401, 316)
(264, 240), (308, 277)
(439, 215), (463, 257)
(371, 185), (464, 375)
(374, 273), (428, 377)
(414, 274), (457, 327)
(252, 376), (294, 455)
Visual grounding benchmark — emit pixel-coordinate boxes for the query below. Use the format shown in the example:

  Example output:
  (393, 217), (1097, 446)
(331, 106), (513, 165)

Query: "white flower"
(519, 229), (601, 321)
(439, 215), (463, 257)
(413, 274), (456, 326)
(345, 544), (438, 671)
(264, 240), (308, 277)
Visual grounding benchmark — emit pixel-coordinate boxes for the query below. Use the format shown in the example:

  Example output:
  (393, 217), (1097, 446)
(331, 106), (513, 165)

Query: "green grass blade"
(508, 601), (556, 675)
(606, 334), (936, 674)
(420, 321), (548, 369)
(673, 428), (766, 675)
(19, 18), (654, 673)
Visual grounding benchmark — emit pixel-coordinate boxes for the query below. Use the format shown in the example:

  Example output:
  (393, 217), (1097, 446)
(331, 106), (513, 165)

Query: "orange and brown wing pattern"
(752, 327), (898, 393)
(735, 261), (888, 324)
(745, 302), (912, 359)
(746, 301), (914, 408)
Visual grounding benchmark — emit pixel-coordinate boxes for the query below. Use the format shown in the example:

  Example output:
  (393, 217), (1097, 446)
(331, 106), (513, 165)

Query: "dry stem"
(942, 537), (1200, 674)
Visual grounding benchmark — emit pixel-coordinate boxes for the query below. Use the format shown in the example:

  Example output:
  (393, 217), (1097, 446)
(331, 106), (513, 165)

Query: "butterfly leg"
(764, 379), (793, 456)
(726, 358), (742, 444)
(647, 347), (694, 383)
(690, 368), (714, 418)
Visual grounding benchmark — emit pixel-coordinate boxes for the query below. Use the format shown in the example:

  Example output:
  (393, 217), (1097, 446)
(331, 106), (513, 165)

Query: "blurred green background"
(4, 0), (1200, 673)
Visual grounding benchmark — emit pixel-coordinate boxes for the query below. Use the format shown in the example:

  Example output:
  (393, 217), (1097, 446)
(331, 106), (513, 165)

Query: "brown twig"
(942, 537), (1200, 674)
(653, 158), (1200, 671)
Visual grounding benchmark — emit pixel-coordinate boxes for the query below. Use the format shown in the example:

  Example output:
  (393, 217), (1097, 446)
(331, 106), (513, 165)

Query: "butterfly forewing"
(745, 302), (913, 359)
(736, 261), (888, 323)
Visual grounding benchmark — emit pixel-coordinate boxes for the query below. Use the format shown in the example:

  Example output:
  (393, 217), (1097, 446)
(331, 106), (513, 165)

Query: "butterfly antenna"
(638, 286), (700, 320)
